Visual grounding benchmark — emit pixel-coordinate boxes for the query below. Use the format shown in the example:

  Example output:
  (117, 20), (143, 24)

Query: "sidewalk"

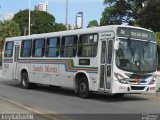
(0, 98), (36, 120)
(0, 98), (31, 114)
(0, 98), (57, 120)
(0, 97), (67, 120)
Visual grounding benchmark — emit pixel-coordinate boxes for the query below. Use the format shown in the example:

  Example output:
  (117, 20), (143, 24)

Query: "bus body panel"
(2, 57), (13, 80)
(2, 25), (157, 95)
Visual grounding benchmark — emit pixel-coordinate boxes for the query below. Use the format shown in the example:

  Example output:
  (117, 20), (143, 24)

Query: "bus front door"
(99, 40), (113, 91)
(13, 45), (19, 80)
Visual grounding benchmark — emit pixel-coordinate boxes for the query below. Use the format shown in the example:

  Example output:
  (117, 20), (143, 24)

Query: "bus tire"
(21, 72), (30, 89)
(78, 77), (91, 99)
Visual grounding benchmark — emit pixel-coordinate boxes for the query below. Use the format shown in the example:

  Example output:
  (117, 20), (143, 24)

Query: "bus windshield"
(116, 38), (157, 72)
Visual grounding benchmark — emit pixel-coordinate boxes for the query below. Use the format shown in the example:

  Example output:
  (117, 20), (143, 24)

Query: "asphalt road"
(0, 78), (160, 120)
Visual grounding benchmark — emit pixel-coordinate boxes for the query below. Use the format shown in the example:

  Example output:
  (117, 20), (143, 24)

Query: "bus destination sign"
(117, 27), (156, 41)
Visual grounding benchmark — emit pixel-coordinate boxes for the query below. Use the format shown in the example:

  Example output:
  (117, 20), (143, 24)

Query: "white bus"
(2, 25), (157, 98)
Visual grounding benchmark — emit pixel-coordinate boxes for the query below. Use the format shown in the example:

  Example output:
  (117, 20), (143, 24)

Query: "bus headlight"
(118, 79), (128, 84)
(114, 73), (128, 84)
(149, 76), (156, 84)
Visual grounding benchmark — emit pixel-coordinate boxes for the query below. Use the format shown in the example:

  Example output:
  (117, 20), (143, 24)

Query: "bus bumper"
(111, 81), (156, 94)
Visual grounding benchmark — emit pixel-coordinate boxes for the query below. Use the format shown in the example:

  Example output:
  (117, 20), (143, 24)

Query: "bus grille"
(131, 86), (145, 90)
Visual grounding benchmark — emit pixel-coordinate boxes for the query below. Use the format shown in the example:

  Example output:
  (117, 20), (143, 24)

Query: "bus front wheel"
(21, 72), (30, 89)
(78, 77), (91, 98)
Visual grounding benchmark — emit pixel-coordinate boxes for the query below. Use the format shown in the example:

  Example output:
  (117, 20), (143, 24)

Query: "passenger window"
(78, 34), (98, 57)
(33, 39), (45, 57)
(46, 37), (60, 57)
(61, 36), (77, 57)
(21, 40), (32, 57)
(4, 41), (14, 57)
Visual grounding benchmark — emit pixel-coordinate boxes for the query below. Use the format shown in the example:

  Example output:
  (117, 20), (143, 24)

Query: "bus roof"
(6, 25), (153, 41)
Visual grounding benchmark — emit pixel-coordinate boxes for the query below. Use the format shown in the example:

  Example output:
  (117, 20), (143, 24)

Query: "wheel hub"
(80, 83), (86, 93)
(22, 78), (26, 87)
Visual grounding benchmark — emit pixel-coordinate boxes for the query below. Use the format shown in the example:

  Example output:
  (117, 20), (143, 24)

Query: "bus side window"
(61, 36), (78, 57)
(20, 40), (32, 57)
(78, 34), (98, 57)
(4, 41), (14, 57)
(46, 37), (60, 57)
(33, 39), (45, 57)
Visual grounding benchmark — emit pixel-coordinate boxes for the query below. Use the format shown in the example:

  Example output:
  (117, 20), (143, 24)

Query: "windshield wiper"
(145, 40), (150, 46)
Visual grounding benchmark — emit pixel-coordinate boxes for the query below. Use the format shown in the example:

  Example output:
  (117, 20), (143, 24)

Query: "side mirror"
(114, 39), (119, 50)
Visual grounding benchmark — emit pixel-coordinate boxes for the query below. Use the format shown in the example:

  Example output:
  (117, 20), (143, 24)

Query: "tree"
(12, 10), (55, 35)
(100, 6), (122, 25)
(0, 20), (20, 47)
(136, 0), (160, 32)
(156, 32), (160, 70)
(156, 32), (160, 46)
(54, 23), (67, 32)
(101, 0), (146, 25)
(87, 20), (99, 28)
(101, 0), (130, 25)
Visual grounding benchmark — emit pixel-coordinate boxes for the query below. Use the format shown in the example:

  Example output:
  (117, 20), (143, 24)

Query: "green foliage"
(54, 23), (67, 32)
(156, 32), (160, 46)
(13, 10), (55, 35)
(101, 0), (131, 25)
(0, 20), (20, 48)
(156, 32), (160, 71)
(87, 20), (99, 28)
(136, 0), (160, 32)
(102, 0), (160, 32)
(100, 6), (121, 25)
(101, 0), (146, 25)
(0, 20), (20, 38)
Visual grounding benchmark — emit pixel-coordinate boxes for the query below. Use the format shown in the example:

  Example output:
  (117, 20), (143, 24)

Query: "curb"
(0, 96), (69, 120)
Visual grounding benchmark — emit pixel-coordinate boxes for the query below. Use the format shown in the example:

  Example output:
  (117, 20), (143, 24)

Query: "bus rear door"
(13, 41), (20, 80)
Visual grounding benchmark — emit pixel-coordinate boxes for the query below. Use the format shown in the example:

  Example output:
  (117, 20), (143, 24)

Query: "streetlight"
(28, 0), (31, 35)
(65, 0), (68, 27)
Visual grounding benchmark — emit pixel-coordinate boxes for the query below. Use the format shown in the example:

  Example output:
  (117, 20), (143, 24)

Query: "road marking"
(0, 96), (70, 120)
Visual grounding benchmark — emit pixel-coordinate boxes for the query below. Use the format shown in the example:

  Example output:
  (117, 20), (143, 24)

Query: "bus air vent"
(131, 86), (145, 90)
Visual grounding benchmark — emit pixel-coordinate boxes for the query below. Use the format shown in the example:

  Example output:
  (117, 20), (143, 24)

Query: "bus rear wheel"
(78, 77), (91, 99)
(21, 72), (31, 89)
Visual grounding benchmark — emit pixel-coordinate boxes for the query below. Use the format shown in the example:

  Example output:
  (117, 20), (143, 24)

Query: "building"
(0, 13), (14, 21)
(35, 1), (48, 12)
(66, 24), (76, 30)
(4, 13), (14, 20)
(76, 12), (83, 29)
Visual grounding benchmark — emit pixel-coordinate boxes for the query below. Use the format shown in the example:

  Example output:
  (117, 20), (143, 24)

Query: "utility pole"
(65, 0), (68, 27)
(28, 0), (31, 35)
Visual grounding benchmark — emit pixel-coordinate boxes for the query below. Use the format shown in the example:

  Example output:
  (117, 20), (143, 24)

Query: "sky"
(0, 0), (105, 28)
